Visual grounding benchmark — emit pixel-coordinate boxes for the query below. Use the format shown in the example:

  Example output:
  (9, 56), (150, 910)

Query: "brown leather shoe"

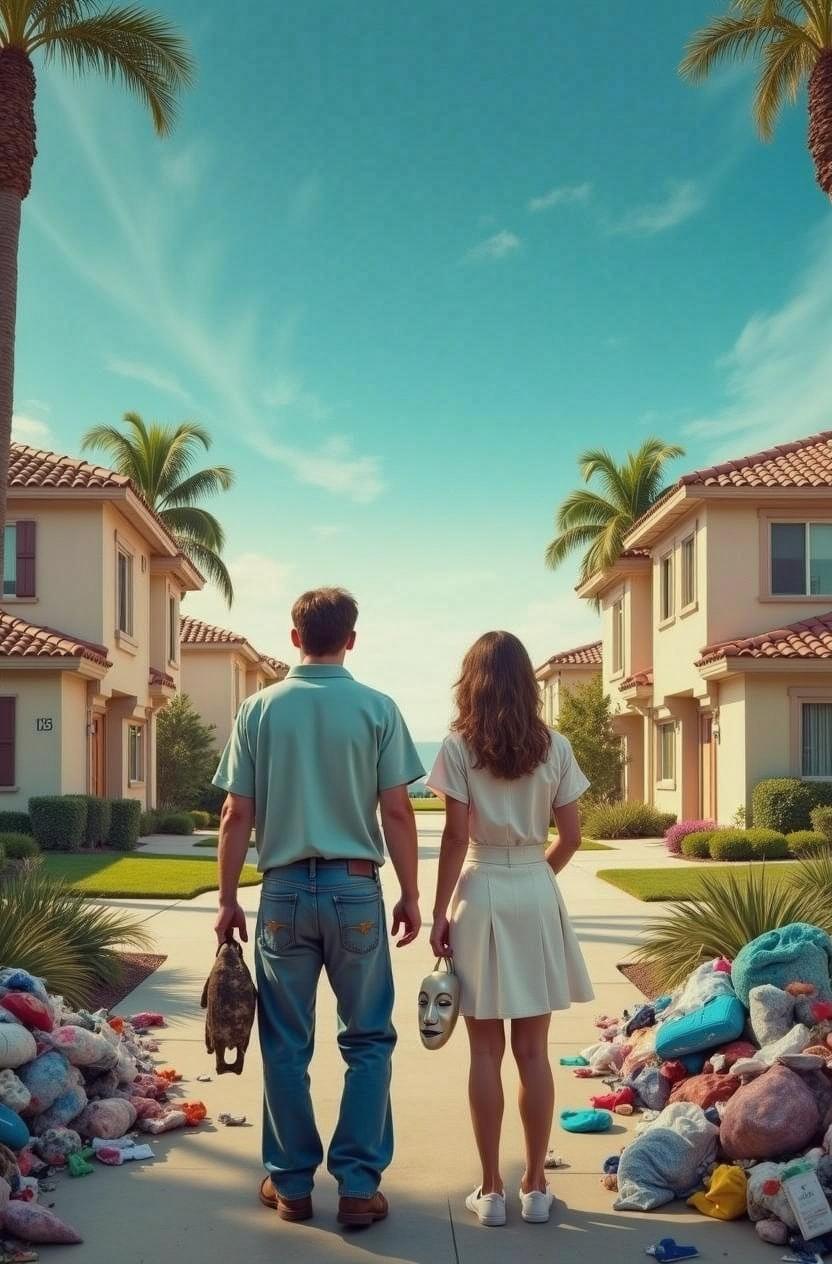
(337, 1191), (389, 1227)
(259, 1177), (313, 1222)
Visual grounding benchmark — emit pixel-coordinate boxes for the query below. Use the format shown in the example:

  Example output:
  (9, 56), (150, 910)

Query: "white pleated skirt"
(450, 844), (594, 1020)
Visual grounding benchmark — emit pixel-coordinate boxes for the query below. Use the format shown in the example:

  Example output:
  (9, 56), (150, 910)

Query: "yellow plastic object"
(687, 1164), (748, 1221)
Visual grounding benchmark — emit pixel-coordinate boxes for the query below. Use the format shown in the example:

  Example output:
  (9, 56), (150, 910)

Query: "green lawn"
(43, 853), (262, 899)
(410, 798), (445, 811)
(598, 862), (799, 902)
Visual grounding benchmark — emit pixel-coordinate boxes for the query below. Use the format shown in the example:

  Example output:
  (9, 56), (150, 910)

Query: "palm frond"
(160, 504), (225, 551)
(555, 488), (619, 531)
(544, 524), (601, 571)
(579, 447), (633, 511)
(160, 465), (234, 508)
(81, 423), (146, 484)
(755, 27), (817, 137)
(680, 14), (781, 81)
(31, 5), (194, 134)
(174, 535), (234, 606)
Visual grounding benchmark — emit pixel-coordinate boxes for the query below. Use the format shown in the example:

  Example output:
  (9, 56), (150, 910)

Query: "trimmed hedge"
(139, 810), (160, 838)
(681, 830), (715, 859)
(0, 832), (39, 860)
(29, 797), (87, 853)
(787, 830), (831, 856)
(65, 796), (112, 848)
(189, 810), (211, 829)
(709, 830), (755, 861)
(157, 812), (194, 836)
(107, 799), (142, 852)
(0, 811), (31, 835)
(583, 801), (677, 840)
(752, 778), (832, 833)
(810, 805), (832, 841)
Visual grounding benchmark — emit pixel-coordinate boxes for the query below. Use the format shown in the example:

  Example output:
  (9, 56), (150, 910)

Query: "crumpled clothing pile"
(564, 923), (832, 1256)
(0, 966), (206, 1248)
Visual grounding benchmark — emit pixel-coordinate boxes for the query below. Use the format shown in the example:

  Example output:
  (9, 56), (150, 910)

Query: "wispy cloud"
(252, 434), (383, 504)
(11, 413), (53, 447)
(684, 222), (832, 452)
(160, 140), (210, 191)
(262, 371), (330, 422)
(107, 356), (194, 406)
(528, 182), (592, 213)
(611, 179), (706, 236)
(466, 229), (521, 262)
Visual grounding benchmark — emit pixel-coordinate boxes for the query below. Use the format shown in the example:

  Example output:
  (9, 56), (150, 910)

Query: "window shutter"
(0, 698), (15, 787)
(15, 521), (36, 598)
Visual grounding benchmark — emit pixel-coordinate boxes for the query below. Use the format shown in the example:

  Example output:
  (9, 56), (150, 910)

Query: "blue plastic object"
(646, 1239), (699, 1262)
(655, 994), (746, 1060)
(679, 1051), (707, 1075)
(560, 1108), (612, 1133)
(0, 1103), (30, 1150)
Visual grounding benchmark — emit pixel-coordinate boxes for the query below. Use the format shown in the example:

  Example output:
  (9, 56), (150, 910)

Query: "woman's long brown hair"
(452, 631), (551, 780)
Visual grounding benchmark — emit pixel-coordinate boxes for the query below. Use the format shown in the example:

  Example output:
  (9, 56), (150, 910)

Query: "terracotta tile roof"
(619, 667), (653, 691)
(9, 442), (130, 491)
(697, 612), (832, 666)
(620, 548), (651, 559)
(262, 654), (290, 679)
(538, 640), (602, 671)
(149, 666), (175, 689)
(0, 610), (111, 666)
(180, 615), (288, 675)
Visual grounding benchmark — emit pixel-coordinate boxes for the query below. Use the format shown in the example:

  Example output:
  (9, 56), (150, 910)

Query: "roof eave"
(623, 485), (701, 549)
(576, 555), (651, 600)
(697, 655), (832, 679)
(8, 484), (182, 559)
(0, 654), (109, 678)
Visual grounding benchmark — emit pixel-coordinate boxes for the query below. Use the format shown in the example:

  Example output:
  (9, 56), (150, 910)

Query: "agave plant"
(787, 852), (832, 927)
(630, 865), (815, 992)
(0, 864), (152, 1004)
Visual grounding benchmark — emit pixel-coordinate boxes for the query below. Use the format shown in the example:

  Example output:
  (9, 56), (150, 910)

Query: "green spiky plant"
(630, 864), (817, 992)
(82, 412), (234, 604)
(0, 0), (194, 587)
(545, 438), (684, 586)
(0, 863), (152, 1004)
(788, 850), (832, 919)
(681, 1), (832, 199)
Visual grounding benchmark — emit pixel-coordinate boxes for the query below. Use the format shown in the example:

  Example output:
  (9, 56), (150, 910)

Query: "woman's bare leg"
(511, 1014), (553, 1193)
(465, 1017), (506, 1194)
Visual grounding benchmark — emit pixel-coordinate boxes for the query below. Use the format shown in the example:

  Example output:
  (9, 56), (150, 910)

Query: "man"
(213, 587), (424, 1228)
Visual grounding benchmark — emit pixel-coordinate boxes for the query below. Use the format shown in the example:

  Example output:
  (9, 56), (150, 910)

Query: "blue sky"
(11, 1), (832, 736)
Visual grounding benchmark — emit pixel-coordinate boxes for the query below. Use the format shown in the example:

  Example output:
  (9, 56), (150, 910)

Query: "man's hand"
(391, 896), (421, 947)
(214, 900), (248, 944)
(429, 915), (451, 959)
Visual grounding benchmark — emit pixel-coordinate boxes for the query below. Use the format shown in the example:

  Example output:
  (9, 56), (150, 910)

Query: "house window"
(168, 595), (177, 663)
(0, 697), (15, 788)
(802, 703), (832, 778)
(771, 522), (832, 596)
(612, 599), (624, 674)
(128, 724), (145, 784)
(3, 525), (16, 596)
(660, 553), (674, 622)
(657, 721), (675, 783)
(681, 533), (696, 608)
(117, 548), (134, 635)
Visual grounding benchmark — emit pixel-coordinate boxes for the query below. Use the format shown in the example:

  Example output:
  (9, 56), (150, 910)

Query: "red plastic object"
(1, 993), (53, 1032)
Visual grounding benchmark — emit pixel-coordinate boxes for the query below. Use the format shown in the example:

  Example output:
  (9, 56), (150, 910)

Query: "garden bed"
(85, 950), (167, 1010)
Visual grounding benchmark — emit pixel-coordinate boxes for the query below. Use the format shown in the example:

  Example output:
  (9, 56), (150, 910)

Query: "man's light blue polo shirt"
(212, 665), (425, 871)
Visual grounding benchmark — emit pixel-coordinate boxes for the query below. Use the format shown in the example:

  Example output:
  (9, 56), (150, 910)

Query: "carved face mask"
(418, 959), (460, 1050)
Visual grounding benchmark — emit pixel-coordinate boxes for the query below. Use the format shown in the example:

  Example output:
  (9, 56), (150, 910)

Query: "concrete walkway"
(43, 820), (762, 1263)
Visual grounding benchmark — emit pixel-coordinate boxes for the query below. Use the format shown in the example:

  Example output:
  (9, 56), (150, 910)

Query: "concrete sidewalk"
(43, 822), (761, 1264)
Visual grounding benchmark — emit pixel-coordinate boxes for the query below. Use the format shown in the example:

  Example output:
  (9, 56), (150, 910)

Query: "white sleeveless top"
(427, 729), (589, 847)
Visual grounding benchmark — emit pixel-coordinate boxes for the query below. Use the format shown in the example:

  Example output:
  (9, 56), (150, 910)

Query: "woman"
(427, 631), (593, 1228)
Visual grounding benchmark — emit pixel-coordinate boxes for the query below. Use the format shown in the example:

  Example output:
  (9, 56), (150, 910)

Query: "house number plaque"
(35, 718), (54, 732)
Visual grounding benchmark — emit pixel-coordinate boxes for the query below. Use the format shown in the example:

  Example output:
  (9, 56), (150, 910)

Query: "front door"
(89, 715), (106, 797)
(700, 714), (716, 820)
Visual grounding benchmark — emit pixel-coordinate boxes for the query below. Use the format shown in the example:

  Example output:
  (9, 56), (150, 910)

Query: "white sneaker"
(519, 1186), (553, 1223)
(465, 1187), (506, 1227)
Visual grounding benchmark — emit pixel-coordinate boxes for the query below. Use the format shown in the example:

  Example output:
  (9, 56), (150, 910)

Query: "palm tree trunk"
(0, 48), (37, 585)
(809, 50), (832, 200)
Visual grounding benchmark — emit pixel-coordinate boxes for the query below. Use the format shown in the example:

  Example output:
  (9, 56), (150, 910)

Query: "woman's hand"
(430, 915), (452, 958)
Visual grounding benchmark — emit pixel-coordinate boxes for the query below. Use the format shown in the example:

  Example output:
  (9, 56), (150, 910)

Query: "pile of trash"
(560, 922), (832, 1260)
(0, 966), (207, 1252)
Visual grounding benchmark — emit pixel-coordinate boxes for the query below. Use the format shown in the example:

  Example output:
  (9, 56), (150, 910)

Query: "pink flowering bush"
(664, 819), (717, 856)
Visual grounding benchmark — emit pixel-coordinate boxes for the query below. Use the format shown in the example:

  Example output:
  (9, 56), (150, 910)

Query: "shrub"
(189, 810), (211, 829)
(810, 805), (832, 840)
(107, 799), (141, 851)
(583, 801), (677, 840)
(745, 828), (789, 859)
(0, 841), (4, 867)
(787, 830), (831, 856)
(0, 865), (152, 1005)
(557, 677), (625, 805)
(156, 811), (194, 836)
(681, 830), (714, 859)
(139, 810), (160, 837)
(0, 811), (31, 835)
(752, 778), (832, 833)
(709, 829), (754, 861)
(195, 782), (226, 817)
(0, 832), (40, 860)
(29, 796), (87, 852)
(65, 795), (112, 848)
(665, 819), (717, 856)
(156, 695), (218, 811)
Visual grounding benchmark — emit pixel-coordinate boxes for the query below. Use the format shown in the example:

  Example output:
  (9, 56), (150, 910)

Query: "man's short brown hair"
(291, 587), (358, 656)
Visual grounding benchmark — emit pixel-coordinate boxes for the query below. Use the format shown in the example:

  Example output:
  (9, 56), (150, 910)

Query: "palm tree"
(545, 437), (684, 585)
(82, 412), (235, 604)
(681, 0), (832, 199)
(0, 2), (193, 586)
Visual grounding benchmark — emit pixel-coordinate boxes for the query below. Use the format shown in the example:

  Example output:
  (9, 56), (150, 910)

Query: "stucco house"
(535, 641), (602, 726)
(1, 442), (204, 811)
(578, 429), (832, 823)
(179, 616), (288, 750)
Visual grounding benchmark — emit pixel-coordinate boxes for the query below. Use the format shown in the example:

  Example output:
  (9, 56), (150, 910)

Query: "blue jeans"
(255, 859), (397, 1199)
